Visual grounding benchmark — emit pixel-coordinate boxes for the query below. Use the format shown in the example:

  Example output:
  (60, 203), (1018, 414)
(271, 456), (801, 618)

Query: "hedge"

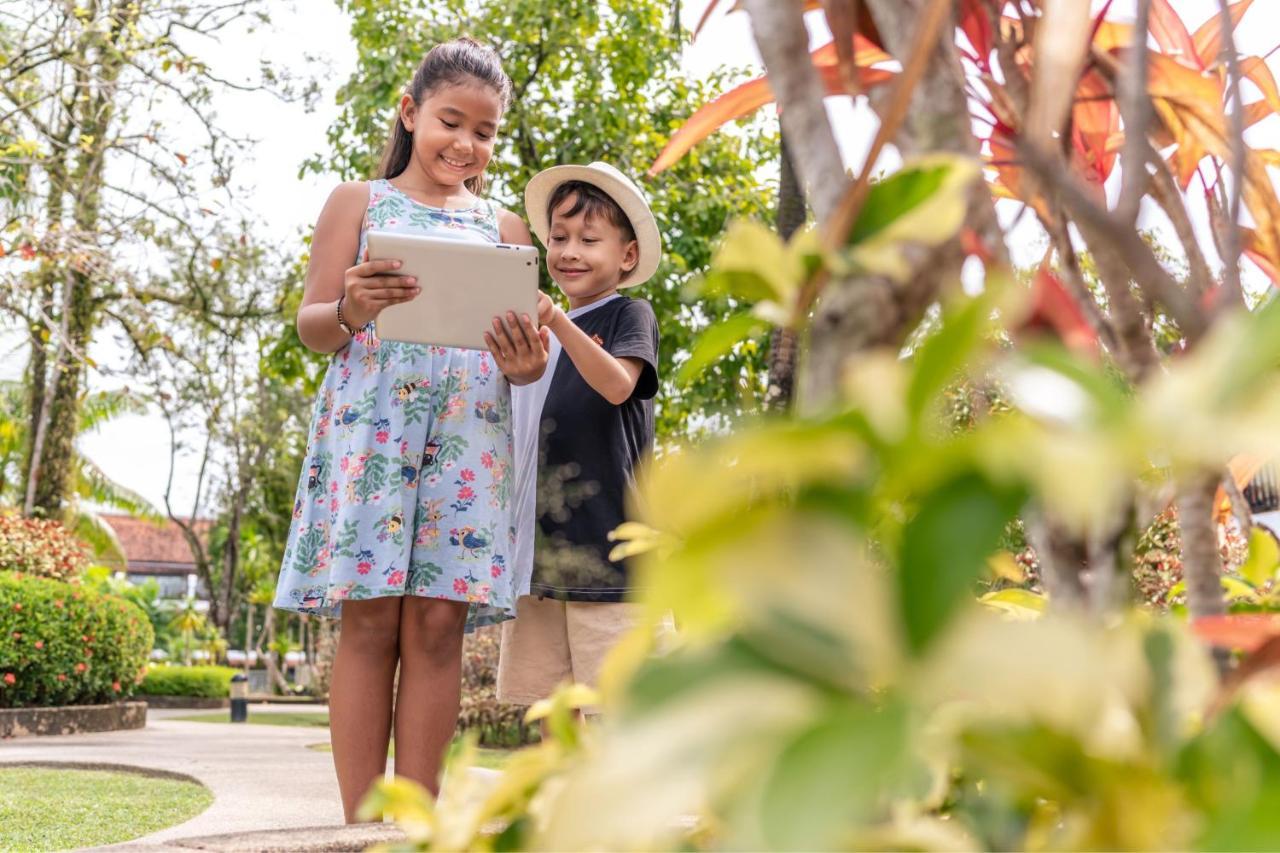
(0, 572), (154, 708)
(141, 665), (239, 698)
(0, 514), (89, 582)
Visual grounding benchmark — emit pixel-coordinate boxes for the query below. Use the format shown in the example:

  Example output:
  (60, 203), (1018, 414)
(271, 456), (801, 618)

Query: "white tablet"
(366, 230), (540, 350)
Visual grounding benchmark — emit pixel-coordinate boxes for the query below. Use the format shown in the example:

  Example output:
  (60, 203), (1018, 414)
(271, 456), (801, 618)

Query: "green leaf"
(978, 587), (1047, 618)
(1179, 708), (1280, 850)
(1240, 527), (1280, 587)
(676, 312), (770, 386)
(898, 471), (1025, 656)
(906, 295), (989, 423)
(759, 699), (910, 849)
(848, 165), (950, 246)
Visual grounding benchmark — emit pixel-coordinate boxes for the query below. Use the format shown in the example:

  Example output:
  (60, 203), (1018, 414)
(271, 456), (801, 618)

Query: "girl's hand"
(486, 311), (551, 386)
(341, 254), (420, 329)
(536, 290), (563, 329)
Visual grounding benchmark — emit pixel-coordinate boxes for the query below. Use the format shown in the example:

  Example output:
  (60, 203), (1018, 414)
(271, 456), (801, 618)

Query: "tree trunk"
(243, 603), (255, 674)
(764, 134), (808, 413)
(1178, 471), (1230, 673)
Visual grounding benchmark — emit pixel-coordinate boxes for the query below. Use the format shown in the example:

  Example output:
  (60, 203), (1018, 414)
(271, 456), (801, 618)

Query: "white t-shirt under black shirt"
(510, 294), (659, 602)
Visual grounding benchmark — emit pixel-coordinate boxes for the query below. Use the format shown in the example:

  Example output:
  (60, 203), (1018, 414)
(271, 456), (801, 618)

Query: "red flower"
(2, 673), (14, 685)
(480, 451), (494, 469)
(356, 561), (373, 575)
(11, 632), (20, 640)
(74, 662), (87, 673)
(460, 468), (476, 482)
(57, 674), (67, 681)
(491, 564), (503, 578)
(34, 640), (43, 650)
(457, 486), (475, 501)
(112, 681), (122, 692)
(11, 603), (20, 611)
(453, 578), (468, 595)
(387, 570), (406, 586)
(53, 599), (64, 609)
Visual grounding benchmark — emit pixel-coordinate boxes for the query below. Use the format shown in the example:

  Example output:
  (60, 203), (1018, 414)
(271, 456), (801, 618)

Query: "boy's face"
(546, 195), (639, 308)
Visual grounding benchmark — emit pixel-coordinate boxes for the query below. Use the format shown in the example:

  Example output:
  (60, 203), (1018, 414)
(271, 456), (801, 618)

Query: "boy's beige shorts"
(496, 594), (640, 711)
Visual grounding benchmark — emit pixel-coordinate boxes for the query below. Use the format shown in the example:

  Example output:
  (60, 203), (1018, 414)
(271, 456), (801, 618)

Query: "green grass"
(305, 738), (515, 770)
(170, 710), (330, 727)
(0, 766), (212, 851)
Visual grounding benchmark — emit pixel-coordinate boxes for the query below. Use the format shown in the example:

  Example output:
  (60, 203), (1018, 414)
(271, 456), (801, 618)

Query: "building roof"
(99, 513), (211, 576)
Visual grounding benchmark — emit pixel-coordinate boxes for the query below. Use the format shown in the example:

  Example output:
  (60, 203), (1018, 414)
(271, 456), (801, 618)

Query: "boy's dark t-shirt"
(531, 296), (659, 602)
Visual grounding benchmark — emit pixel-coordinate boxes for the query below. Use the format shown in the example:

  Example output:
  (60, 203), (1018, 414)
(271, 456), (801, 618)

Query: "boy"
(496, 161), (662, 713)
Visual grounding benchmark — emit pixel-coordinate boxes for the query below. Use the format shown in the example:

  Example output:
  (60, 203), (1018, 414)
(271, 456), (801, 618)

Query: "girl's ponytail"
(376, 36), (512, 197)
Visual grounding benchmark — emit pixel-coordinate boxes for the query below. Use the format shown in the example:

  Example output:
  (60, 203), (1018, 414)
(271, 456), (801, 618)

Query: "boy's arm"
(543, 297), (646, 405)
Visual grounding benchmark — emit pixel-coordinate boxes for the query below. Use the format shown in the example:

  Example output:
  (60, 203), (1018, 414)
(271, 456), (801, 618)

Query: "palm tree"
(1, 379), (164, 560)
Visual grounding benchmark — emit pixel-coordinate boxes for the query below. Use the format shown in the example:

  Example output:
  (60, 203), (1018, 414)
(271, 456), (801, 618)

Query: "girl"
(273, 37), (547, 822)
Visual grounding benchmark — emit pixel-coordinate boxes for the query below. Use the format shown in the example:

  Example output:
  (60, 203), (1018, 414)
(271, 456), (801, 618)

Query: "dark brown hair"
(376, 36), (513, 196)
(547, 180), (637, 242)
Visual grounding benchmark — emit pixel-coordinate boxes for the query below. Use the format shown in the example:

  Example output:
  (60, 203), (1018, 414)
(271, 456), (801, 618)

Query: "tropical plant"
(362, 2), (1280, 849)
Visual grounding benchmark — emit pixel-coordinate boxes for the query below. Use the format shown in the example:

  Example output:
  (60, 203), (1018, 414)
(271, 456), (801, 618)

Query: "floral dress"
(274, 179), (518, 629)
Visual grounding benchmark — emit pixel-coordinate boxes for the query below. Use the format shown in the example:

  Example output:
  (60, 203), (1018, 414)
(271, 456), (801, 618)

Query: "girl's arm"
(485, 210), (550, 385)
(296, 181), (420, 354)
(542, 296), (644, 405)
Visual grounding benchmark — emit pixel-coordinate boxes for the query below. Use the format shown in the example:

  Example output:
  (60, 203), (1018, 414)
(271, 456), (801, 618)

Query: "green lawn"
(0, 766), (212, 851)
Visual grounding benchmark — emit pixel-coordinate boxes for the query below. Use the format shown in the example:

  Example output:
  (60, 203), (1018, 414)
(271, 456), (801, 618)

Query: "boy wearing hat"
(496, 162), (662, 712)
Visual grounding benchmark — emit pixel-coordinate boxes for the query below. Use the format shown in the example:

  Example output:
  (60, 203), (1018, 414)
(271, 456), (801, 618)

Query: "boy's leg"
(497, 595), (572, 707)
(329, 597), (402, 823)
(564, 601), (642, 715)
(394, 596), (469, 796)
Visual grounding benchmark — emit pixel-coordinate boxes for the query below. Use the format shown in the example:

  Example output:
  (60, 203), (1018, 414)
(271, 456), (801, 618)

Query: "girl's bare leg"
(329, 597), (402, 822)
(393, 596), (469, 796)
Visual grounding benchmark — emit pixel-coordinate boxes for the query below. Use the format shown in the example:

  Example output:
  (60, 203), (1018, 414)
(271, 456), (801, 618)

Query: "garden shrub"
(0, 572), (154, 707)
(140, 664), (239, 698)
(458, 626), (537, 747)
(0, 514), (89, 581)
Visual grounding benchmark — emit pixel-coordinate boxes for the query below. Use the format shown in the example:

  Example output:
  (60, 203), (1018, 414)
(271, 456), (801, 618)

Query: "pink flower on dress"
(453, 578), (469, 595)
(387, 570), (406, 586)
(480, 451), (494, 469)
(460, 468), (476, 482)
(457, 486), (475, 501)
(491, 564), (503, 578)
(356, 561), (373, 575)
(376, 430), (390, 443)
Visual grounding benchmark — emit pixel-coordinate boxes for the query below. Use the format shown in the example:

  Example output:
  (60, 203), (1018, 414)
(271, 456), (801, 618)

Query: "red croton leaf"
(1194, 613), (1280, 653)
(1017, 265), (1100, 356)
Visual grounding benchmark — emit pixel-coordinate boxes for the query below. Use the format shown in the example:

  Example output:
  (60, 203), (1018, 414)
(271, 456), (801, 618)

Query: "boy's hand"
(536, 290), (563, 329)
(486, 312), (551, 386)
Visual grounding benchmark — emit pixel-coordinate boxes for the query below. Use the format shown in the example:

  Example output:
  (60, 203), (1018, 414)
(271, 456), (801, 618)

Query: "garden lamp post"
(229, 673), (248, 723)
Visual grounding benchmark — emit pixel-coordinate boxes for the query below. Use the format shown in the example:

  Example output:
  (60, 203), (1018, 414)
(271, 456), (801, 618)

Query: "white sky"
(4, 0), (1280, 517)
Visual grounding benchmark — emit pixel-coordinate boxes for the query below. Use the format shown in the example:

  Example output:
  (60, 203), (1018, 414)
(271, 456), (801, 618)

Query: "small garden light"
(229, 673), (248, 723)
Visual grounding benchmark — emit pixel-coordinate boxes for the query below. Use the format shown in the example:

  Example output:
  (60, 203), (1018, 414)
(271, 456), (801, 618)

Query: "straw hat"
(524, 161), (662, 287)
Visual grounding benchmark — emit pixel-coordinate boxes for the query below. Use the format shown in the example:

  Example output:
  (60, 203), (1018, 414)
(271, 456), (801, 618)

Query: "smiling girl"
(272, 37), (547, 821)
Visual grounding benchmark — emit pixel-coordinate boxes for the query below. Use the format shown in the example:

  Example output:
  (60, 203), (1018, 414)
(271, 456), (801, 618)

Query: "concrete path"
(1, 705), (346, 847)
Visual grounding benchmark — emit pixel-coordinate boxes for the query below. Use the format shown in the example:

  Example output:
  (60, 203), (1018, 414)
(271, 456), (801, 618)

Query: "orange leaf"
(1071, 69), (1120, 186)
(648, 57), (894, 176)
(1193, 613), (1280, 652)
(1243, 226), (1280, 283)
(1149, 0), (1200, 67)
(1191, 0), (1254, 69)
(1240, 55), (1280, 117)
(1093, 20), (1133, 53)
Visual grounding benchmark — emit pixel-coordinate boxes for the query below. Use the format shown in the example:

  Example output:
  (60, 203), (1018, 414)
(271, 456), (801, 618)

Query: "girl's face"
(400, 81), (503, 191)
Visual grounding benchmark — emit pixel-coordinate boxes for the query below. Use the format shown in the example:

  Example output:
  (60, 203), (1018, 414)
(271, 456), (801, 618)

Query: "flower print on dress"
(376, 510), (406, 546)
(415, 498), (445, 546)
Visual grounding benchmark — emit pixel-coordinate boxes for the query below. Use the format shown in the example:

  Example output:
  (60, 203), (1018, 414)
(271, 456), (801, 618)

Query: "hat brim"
(524, 165), (662, 288)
